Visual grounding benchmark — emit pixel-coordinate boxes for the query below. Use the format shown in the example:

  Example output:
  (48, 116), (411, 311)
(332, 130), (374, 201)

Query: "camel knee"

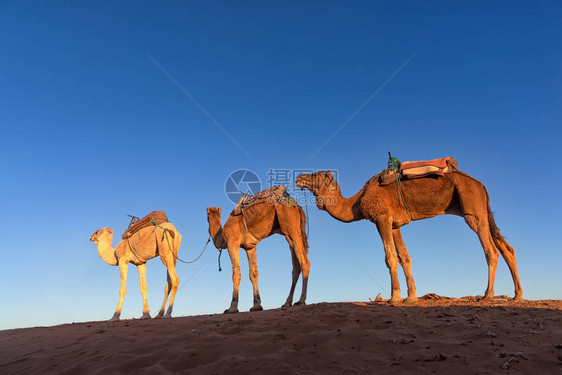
(384, 254), (398, 270)
(301, 262), (310, 278)
(232, 274), (241, 285)
(484, 247), (499, 264)
(396, 251), (411, 266)
(249, 269), (259, 281)
(167, 273), (179, 291)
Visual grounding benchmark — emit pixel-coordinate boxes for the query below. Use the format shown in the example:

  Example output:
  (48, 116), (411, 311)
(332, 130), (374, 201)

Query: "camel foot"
(513, 295), (524, 302)
(479, 295), (494, 302)
(224, 308), (239, 314)
(154, 311), (165, 319)
(388, 298), (401, 306)
(281, 302), (292, 308)
(109, 313), (120, 322)
(250, 305), (263, 312)
(140, 312), (151, 320)
(403, 296), (418, 304)
(293, 301), (306, 306)
(162, 313), (172, 319)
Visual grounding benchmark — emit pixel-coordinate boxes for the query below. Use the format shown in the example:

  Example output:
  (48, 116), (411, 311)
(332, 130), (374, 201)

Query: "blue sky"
(1, 1), (560, 329)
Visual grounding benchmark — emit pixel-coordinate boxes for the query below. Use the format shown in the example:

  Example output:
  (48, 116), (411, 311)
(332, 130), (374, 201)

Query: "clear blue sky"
(1, 1), (560, 329)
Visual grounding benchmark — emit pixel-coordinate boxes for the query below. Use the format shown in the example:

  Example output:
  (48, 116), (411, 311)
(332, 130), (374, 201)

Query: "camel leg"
(393, 229), (417, 303)
(246, 247), (263, 311)
(111, 260), (129, 321)
(225, 244), (241, 314)
(155, 272), (171, 318)
(293, 239), (310, 306)
(137, 263), (151, 319)
(282, 249), (301, 307)
(163, 263), (179, 318)
(375, 217), (401, 304)
(277, 209), (310, 307)
(464, 214), (499, 300)
(494, 237), (523, 301)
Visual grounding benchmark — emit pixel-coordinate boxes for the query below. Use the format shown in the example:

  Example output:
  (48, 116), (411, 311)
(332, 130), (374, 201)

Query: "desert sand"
(1, 296), (561, 374)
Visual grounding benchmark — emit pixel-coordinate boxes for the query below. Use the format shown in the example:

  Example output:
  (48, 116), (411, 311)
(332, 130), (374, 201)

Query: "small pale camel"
(206, 201), (310, 313)
(90, 223), (182, 321)
(296, 170), (523, 304)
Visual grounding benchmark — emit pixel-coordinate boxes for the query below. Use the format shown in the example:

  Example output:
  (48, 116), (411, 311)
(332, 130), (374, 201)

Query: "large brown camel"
(296, 170), (523, 304)
(206, 197), (310, 313)
(90, 222), (182, 320)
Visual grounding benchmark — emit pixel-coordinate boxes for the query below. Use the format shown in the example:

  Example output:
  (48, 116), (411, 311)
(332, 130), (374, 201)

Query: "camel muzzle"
(295, 176), (307, 189)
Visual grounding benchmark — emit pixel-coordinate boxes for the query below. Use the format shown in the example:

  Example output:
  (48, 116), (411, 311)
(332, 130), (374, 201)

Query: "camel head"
(90, 227), (114, 245)
(206, 207), (222, 224)
(296, 171), (340, 209)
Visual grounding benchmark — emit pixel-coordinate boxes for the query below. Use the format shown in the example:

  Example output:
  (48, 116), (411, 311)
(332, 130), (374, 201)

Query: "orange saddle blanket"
(121, 211), (170, 240)
(379, 157), (458, 185)
(401, 156), (458, 178)
(231, 186), (294, 216)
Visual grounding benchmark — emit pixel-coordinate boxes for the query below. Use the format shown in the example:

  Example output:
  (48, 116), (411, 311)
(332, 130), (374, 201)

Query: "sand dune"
(1, 296), (561, 374)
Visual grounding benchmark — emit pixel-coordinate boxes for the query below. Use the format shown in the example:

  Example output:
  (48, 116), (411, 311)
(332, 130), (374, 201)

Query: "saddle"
(231, 186), (294, 216)
(379, 157), (458, 186)
(121, 211), (173, 240)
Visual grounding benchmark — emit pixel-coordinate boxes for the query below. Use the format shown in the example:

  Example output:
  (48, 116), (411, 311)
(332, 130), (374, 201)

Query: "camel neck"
(318, 185), (364, 223)
(208, 217), (227, 249)
(96, 235), (118, 266)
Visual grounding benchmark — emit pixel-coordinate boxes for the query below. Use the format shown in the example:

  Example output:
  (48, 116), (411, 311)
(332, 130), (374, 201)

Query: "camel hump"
(121, 211), (169, 240)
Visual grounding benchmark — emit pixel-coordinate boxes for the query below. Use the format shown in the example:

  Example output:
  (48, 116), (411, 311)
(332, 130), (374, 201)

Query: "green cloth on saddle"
(121, 211), (171, 240)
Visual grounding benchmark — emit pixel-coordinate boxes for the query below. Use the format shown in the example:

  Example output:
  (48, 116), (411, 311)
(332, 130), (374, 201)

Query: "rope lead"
(388, 152), (413, 221)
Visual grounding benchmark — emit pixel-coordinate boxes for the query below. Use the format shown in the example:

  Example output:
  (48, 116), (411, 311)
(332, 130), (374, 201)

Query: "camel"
(296, 170), (523, 304)
(206, 196), (310, 313)
(90, 222), (182, 321)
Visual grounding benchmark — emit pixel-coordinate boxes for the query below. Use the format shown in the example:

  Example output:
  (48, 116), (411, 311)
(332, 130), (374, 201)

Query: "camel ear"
(108, 228), (113, 234)
(218, 207), (221, 213)
(207, 207), (210, 214)
(327, 170), (333, 177)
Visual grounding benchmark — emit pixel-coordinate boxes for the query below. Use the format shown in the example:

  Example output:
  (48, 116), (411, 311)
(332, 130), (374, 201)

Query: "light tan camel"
(90, 223), (182, 321)
(296, 170), (523, 304)
(206, 202), (310, 313)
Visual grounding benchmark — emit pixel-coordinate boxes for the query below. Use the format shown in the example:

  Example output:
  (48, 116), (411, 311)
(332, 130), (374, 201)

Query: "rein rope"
(127, 237), (147, 262)
(388, 152), (413, 221)
(149, 217), (212, 264)
(217, 248), (223, 272)
(209, 233), (224, 272)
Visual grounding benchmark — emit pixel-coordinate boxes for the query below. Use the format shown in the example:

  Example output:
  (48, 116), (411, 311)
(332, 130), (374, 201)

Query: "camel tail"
(164, 229), (181, 266)
(298, 205), (309, 253)
(485, 189), (516, 258)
